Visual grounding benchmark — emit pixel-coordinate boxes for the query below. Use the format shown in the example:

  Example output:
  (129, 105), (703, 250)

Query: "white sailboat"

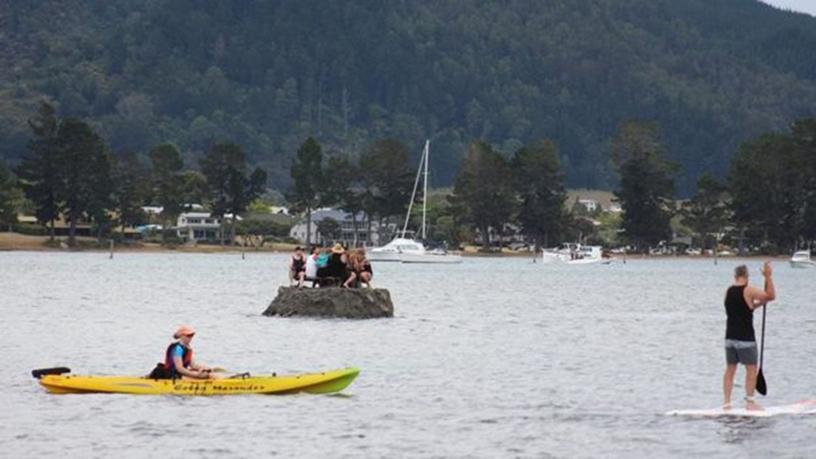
(369, 140), (462, 264)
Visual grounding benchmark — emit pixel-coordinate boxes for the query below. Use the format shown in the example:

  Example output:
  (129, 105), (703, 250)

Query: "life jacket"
(164, 342), (193, 376)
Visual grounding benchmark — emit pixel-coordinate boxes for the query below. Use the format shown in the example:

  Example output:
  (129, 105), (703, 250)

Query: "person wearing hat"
(164, 325), (215, 379)
(324, 243), (350, 287)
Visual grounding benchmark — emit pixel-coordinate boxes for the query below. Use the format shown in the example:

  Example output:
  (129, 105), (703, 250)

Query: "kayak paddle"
(31, 367), (71, 379)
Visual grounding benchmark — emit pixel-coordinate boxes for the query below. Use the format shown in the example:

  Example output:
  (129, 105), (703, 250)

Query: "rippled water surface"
(2, 251), (816, 458)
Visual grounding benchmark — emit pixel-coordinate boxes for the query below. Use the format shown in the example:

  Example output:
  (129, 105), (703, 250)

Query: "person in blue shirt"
(164, 325), (215, 379)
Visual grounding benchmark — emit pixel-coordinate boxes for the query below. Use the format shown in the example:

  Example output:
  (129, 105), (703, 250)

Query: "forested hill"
(2, 0), (816, 193)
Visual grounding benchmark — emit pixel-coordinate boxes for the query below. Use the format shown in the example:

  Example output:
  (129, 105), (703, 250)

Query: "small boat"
(369, 238), (462, 264)
(790, 250), (815, 269)
(368, 237), (420, 262)
(542, 243), (606, 265)
(32, 367), (359, 395)
(399, 248), (463, 264)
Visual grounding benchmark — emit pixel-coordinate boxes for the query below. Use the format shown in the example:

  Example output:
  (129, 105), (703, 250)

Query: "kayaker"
(166, 325), (214, 379)
(722, 262), (775, 410)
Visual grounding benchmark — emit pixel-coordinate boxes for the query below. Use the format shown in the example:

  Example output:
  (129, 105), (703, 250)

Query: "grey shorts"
(725, 339), (758, 365)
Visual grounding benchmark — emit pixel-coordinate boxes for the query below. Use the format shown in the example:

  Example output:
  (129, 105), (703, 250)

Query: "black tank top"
(291, 255), (305, 271)
(724, 285), (755, 341)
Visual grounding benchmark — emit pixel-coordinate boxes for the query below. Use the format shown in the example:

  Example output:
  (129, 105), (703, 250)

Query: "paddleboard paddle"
(756, 303), (767, 396)
(756, 267), (768, 396)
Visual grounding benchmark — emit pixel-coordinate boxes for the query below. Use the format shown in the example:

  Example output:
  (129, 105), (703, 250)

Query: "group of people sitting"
(288, 243), (373, 288)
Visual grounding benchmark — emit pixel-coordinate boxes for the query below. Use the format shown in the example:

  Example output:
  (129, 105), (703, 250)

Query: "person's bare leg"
(744, 364), (762, 410)
(343, 272), (356, 288)
(361, 272), (372, 287)
(723, 364), (737, 408)
(298, 271), (305, 287)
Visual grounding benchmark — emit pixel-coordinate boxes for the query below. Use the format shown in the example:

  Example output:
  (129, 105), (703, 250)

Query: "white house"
(577, 198), (599, 213)
(289, 209), (383, 246)
(175, 211), (241, 242)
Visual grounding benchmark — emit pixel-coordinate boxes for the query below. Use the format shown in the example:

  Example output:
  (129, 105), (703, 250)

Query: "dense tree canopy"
(0, 160), (22, 229)
(512, 140), (569, 249)
(611, 121), (676, 252)
(452, 141), (517, 248)
(2, 1), (816, 194)
(729, 119), (816, 252)
(680, 174), (730, 251)
(200, 142), (267, 243)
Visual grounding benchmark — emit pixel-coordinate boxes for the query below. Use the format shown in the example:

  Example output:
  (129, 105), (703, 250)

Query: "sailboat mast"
(401, 141), (425, 239)
(422, 140), (429, 240)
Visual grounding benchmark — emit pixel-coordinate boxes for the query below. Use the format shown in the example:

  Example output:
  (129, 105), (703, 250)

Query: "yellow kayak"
(34, 367), (359, 395)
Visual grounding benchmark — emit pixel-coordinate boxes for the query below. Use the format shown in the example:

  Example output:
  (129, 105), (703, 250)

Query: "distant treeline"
(288, 116), (816, 254)
(1, 102), (266, 245)
(3, 103), (815, 254)
(2, 1), (816, 193)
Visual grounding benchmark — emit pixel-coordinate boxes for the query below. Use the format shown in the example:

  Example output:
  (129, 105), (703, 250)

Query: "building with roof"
(289, 208), (384, 246)
(174, 211), (241, 242)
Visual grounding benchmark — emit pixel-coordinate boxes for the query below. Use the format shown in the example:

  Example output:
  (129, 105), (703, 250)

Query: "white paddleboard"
(667, 400), (816, 417)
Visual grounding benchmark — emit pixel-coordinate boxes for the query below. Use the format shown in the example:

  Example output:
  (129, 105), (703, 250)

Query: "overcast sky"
(761, 0), (816, 16)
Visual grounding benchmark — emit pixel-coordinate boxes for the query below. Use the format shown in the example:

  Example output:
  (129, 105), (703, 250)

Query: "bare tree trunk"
(351, 212), (358, 246)
(163, 218), (167, 244)
(68, 213), (76, 246)
(481, 224), (490, 250)
(342, 86), (350, 138)
(306, 208), (312, 245)
(49, 218), (55, 241)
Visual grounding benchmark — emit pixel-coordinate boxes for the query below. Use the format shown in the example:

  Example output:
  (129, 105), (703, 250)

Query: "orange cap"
(173, 325), (196, 339)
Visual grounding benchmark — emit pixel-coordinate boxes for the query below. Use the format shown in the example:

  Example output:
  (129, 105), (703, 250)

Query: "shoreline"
(0, 233), (791, 259)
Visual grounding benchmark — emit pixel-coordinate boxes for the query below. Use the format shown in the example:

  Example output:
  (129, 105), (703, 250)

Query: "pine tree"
(512, 139), (568, 249)
(149, 143), (186, 244)
(200, 142), (267, 244)
(452, 141), (517, 249)
(611, 121), (676, 253)
(288, 138), (324, 244)
(17, 101), (60, 240)
(55, 118), (113, 245)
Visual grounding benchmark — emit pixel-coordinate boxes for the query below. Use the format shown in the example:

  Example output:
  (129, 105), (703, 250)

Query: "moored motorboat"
(542, 244), (605, 265)
(790, 250), (815, 269)
(32, 367), (360, 395)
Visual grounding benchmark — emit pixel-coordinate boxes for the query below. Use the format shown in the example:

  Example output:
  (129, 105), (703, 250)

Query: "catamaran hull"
(368, 251), (401, 262)
(399, 254), (463, 264)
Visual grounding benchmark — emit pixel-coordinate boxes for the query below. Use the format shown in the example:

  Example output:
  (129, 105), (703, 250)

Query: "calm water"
(1, 251), (815, 458)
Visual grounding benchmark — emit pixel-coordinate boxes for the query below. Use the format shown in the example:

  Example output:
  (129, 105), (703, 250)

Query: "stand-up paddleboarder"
(723, 262), (775, 410)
